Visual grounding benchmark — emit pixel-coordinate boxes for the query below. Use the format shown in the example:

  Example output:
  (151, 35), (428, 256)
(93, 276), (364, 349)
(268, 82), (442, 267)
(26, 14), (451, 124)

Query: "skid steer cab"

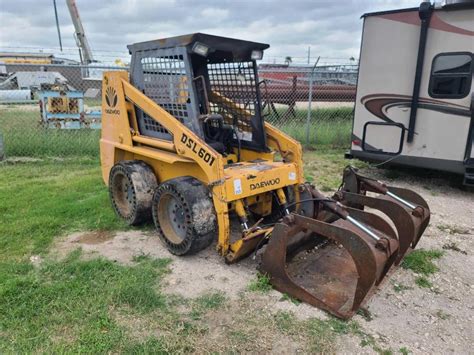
(100, 33), (430, 319)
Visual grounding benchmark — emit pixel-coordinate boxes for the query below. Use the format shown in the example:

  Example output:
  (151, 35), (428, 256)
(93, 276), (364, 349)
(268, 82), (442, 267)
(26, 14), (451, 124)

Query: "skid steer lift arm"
(100, 33), (430, 319)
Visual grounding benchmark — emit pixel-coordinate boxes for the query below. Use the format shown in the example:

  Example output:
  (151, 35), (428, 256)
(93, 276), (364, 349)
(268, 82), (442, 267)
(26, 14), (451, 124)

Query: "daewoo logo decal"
(105, 87), (120, 114)
(250, 178), (280, 191)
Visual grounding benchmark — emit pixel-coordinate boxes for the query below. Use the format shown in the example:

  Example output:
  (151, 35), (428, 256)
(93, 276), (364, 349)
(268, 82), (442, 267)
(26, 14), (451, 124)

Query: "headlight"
(192, 42), (209, 57)
(251, 50), (263, 60)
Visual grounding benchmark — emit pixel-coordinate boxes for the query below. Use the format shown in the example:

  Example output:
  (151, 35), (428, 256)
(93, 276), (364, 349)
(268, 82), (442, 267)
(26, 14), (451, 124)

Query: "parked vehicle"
(348, 0), (474, 185)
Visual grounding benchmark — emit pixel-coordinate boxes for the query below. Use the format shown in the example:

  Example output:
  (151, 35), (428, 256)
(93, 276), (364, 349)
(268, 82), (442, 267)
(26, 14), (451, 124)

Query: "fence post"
(306, 57), (320, 146)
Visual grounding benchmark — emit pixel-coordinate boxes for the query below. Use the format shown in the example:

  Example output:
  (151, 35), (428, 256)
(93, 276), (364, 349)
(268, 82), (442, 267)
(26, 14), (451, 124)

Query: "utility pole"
(53, 0), (63, 51)
(307, 46), (311, 65)
(66, 0), (94, 64)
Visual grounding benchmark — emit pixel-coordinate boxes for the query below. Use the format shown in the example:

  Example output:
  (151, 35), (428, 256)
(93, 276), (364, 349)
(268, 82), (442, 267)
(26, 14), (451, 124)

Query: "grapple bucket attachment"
(336, 166), (430, 263)
(260, 169), (430, 319)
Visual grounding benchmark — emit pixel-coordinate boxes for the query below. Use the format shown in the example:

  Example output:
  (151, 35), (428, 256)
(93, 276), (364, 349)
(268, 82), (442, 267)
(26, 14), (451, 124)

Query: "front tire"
(152, 177), (217, 255)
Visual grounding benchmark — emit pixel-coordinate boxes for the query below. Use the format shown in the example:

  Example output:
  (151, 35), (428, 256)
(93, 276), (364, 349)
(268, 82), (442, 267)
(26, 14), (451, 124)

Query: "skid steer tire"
(109, 160), (158, 226)
(152, 177), (217, 256)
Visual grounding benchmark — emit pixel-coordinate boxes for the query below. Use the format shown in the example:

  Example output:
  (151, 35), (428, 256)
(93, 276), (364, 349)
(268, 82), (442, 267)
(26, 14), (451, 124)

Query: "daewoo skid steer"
(100, 33), (430, 319)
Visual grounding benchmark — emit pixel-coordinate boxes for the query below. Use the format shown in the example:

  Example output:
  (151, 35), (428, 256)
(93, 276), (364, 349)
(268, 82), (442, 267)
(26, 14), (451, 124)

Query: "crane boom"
(65, 0), (94, 64)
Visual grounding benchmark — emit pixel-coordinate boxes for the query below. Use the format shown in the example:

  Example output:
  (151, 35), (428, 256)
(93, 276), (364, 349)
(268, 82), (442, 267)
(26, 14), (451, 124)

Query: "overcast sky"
(0, 0), (421, 64)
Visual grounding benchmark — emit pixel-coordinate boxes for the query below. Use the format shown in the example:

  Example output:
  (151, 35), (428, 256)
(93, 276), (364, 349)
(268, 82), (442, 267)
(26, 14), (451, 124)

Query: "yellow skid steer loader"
(100, 33), (430, 319)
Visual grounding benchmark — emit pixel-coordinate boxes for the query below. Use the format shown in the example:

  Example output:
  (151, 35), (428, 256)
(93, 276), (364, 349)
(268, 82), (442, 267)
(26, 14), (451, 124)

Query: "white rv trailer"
(349, 0), (474, 185)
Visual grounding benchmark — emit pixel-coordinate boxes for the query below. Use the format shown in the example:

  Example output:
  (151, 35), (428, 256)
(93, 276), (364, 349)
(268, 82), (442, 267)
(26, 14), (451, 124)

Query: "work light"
(251, 50), (263, 60)
(192, 42), (209, 57)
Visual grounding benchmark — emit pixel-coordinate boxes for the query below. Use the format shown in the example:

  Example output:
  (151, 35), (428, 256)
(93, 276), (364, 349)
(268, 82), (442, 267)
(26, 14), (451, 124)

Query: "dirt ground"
(52, 169), (473, 354)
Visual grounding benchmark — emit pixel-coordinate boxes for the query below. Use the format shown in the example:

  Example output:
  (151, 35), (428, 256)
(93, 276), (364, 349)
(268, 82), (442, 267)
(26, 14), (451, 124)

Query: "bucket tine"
(336, 191), (415, 264)
(345, 207), (398, 282)
(339, 166), (431, 256)
(387, 187), (431, 247)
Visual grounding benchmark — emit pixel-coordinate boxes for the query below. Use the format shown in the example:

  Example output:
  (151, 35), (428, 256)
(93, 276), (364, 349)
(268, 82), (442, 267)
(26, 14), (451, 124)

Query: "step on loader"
(100, 33), (431, 319)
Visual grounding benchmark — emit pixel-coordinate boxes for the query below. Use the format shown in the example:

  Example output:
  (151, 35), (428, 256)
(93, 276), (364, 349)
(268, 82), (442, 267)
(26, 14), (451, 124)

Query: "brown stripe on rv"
(361, 94), (470, 123)
(379, 12), (474, 37)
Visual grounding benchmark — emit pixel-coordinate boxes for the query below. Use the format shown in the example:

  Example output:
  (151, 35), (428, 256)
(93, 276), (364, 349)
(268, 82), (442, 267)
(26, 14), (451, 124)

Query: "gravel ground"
(53, 169), (473, 354)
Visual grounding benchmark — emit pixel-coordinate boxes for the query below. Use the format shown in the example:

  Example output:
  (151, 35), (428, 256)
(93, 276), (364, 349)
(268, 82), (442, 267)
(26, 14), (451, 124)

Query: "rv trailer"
(349, 0), (474, 185)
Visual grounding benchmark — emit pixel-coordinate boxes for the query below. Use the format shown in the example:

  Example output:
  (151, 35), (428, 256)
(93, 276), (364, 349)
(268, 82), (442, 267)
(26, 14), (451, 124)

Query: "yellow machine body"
(100, 71), (303, 261)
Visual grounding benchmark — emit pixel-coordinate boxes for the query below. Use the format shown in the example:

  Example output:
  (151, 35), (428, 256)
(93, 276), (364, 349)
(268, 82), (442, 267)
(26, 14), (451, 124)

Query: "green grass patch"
(190, 291), (226, 320)
(247, 273), (273, 293)
(303, 149), (369, 191)
(266, 107), (353, 147)
(280, 293), (302, 305)
(401, 249), (444, 275)
(435, 310), (450, 320)
(0, 250), (171, 353)
(415, 276), (432, 288)
(0, 158), (127, 261)
(393, 283), (413, 293)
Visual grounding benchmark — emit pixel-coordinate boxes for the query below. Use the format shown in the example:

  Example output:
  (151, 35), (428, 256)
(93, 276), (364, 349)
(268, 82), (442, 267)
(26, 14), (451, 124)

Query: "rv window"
(429, 53), (473, 99)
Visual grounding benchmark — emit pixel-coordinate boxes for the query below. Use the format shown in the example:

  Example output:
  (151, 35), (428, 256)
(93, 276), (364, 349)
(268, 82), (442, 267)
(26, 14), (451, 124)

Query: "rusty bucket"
(260, 174), (430, 319)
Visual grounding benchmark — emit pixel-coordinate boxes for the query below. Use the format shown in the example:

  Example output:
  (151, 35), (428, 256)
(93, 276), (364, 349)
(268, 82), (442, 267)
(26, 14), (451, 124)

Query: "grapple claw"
(260, 188), (400, 319)
(338, 166), (431, 260)
(260, 168), (430, 319)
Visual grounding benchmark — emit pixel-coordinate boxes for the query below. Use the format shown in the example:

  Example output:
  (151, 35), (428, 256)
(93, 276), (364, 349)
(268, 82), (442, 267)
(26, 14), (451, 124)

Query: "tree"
(284, 56), (292, 65)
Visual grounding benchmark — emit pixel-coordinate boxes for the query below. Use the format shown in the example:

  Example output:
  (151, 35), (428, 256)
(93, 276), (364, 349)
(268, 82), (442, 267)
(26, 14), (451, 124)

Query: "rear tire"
(109, 160), (158, 225)
(152, 177), (217, 255)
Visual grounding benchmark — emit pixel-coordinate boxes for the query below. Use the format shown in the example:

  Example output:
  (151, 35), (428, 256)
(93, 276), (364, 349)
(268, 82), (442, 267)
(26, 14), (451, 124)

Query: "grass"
(401, 249), (444, 275)
(280, 293), (302, 305)
(247, 272), (273, 293)
(415, 276), (433, 288)
(0, 107), (100, 157)
(0, 250), (172, 353)
(267, 106), (353, 147)
(435, 310), (450, 320)
(393, 283), (413, 293)
(303, 148), (369, 191)
(399, 347), (411, 355)
(0, 158), (128, 261)
(190, 292), (226, 320)
(401, 249), (444, 290)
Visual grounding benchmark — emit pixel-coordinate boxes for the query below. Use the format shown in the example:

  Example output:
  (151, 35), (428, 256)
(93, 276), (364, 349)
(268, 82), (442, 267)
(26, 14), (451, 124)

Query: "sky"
(0, 0), (421, 64)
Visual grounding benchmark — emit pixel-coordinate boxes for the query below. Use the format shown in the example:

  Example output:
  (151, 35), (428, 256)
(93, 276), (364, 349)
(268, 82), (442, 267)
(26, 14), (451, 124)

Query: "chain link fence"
(259, 65), (356, 147)
(0, 63), (357, 158)
(0, 63), (123, 157)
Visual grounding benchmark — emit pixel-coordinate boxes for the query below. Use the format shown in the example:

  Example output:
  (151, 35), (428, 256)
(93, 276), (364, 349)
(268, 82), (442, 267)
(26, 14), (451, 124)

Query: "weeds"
(274, 311), (298, 333)
(280, 293), (301, 305)
(442, 242), (467, 255)
(0, 158), (128, 260)
(401, 249), (444, 275)
(415, 276), (432, 288)
(190, 292), (226, 320)
(357, 308), (374, 321)
(435, 310), (450, 320)
(399, 347), (411, 355)
(247, 273), (272, 293)
(393, 283), (413, 293)
(437, 224), (470, 235)
(0, 251), (171, 353)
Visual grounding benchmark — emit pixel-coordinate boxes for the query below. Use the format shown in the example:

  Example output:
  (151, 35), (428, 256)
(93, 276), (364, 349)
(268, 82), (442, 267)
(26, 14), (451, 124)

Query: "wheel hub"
(158, 193), (187, 244)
